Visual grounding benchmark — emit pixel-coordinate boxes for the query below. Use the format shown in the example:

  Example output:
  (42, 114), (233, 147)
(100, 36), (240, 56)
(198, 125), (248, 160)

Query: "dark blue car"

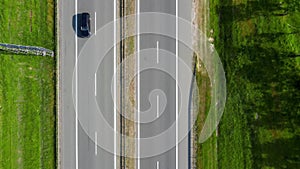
(76, 12), (91, 38)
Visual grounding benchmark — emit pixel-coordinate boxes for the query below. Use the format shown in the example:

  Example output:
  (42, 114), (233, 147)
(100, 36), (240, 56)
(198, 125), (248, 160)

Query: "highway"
(59, 0), (116, 168)
(59, 0), (193, 168)
(139, 0), (177, 169)
(137, 0), (193, 169)
(76, 0), (115, 168)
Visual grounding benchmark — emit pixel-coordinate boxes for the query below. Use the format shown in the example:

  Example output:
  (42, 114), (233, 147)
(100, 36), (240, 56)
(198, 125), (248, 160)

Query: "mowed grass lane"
(0, 0), (55, 169)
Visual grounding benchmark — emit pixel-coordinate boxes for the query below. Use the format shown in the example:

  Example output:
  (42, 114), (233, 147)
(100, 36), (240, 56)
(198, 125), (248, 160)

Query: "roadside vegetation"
(0, 0), (56, 168)
(193, 0), (218, 168)
(194, 54), (217, 169)
(195, 0), (300, 168)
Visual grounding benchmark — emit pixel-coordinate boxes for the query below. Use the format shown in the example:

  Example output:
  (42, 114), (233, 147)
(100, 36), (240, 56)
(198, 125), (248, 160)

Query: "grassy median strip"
(0, 0), (55, 169)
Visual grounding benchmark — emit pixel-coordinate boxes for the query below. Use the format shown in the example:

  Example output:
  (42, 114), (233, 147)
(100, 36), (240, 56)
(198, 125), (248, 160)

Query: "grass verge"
(193, 0), (218, 168)
(194, 54), (217, 169)
(0, 0), (56, 168)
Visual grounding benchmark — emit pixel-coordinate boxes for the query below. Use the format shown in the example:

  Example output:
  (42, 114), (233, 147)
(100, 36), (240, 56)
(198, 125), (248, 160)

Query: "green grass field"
(0, 0), (56, 168)
(195, 0), (300, 168)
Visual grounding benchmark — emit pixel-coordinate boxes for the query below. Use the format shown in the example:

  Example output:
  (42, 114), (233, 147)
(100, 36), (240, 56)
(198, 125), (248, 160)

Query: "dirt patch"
(239, 19), (256, 36)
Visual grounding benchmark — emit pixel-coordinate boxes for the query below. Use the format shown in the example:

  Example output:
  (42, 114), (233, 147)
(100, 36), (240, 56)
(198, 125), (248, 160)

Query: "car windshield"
(81, 25), (88, 31)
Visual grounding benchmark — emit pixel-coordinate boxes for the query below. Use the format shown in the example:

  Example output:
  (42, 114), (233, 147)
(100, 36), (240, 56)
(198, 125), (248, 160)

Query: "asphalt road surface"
(138, 0), (193, 169)
(60, 0), (193, 168)
(59, 0), (115, 168)
(139, 0), (176, 168)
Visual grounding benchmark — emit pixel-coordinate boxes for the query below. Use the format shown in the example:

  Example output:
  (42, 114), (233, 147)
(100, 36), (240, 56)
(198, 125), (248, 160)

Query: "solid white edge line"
(75, 0), (78, 168)
(95, 132), (98, 155)
(157, 95), (159, 118)
(95, 73), (97, 96)
(156, 161), (160, 169)
(95, 12), (97, 35)
(137, 0), (140, 168)
(113, 0), (117, 168)
(156, 41), (159, 63)
(175, 0), (178, 168)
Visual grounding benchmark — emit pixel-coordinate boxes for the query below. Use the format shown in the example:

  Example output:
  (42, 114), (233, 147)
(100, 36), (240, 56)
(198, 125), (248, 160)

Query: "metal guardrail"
(120, 0), (126, 168)
(189, 63), (200, 169)
(0, 43), (54, 57)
